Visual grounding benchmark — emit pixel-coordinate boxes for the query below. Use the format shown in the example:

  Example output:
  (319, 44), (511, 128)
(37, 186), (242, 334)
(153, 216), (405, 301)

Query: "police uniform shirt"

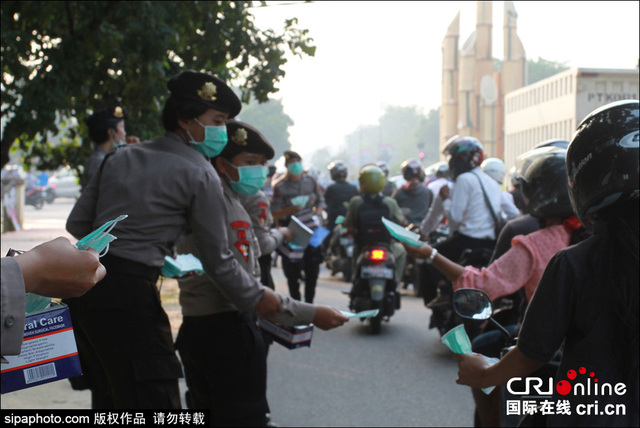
(271, 174), (324, 220)
(66, 132), (264, 313)
(238, 190), (284, 255)
(1, 258), (26, 356)
(81, 146), (109, 189)
(177, 179), (316, 325)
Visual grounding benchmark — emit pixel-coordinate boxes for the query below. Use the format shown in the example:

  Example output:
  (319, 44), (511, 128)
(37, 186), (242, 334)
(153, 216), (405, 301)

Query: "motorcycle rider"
(404, 145), (588, 426)
(324, 160), (359, 230)
(324, 160), (359, 272)
(377, 161), (396, 197)
(454, 100), (639, 427)
(393, 159), (433, 226)
(343, 164), (406, 286)
(422, 136), (518, 307)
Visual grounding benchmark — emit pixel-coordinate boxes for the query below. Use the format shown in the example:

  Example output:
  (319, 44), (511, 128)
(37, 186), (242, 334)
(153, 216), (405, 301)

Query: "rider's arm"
(453, 346), (543, 389)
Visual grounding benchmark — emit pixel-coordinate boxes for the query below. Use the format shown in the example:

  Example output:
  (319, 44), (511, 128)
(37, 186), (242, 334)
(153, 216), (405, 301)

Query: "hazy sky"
(249, 1), (639, 163)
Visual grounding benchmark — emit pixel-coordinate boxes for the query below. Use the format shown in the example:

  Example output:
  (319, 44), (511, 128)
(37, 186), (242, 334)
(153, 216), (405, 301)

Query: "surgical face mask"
(224, 159), (268, 195)
(188, 118), (228, 158)
(114, 140), (126, 148)
(287, 161), (303, 176)
(76, 214), (128, 256)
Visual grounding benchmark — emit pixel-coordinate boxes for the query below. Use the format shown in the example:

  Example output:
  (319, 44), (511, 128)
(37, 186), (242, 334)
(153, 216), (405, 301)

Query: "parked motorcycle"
(25, 185), (46, 210)
(348, 243), (399, 334)
(326, 225), (355, 282)
(452, 288), (561, 427)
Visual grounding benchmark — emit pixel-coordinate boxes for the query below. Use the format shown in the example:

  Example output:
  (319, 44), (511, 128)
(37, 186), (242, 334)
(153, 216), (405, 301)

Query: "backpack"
(356, 194), (392, 247)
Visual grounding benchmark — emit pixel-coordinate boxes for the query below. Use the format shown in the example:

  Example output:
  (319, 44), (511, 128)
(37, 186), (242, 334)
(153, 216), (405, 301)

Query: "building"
(503, 67), (639, 174)
(440, 1), (526, 158)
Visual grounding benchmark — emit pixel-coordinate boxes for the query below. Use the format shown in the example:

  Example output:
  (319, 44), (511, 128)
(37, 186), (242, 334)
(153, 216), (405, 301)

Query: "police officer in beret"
(271, 150), (326, 303)
(81, 106), (138, 191)
(65, 70), (285, 409)
(176, 119), (347, 425)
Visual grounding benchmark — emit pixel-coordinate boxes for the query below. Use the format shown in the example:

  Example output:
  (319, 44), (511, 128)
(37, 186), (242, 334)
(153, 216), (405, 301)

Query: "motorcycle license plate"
(340, 237), (354, 246)
(361, 266), (394, 279)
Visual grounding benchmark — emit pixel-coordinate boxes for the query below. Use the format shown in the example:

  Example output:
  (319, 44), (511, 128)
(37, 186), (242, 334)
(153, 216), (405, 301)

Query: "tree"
(237, 97), (294, 161)
(527, 57), (570, 85)
(0, 1), (316, 173)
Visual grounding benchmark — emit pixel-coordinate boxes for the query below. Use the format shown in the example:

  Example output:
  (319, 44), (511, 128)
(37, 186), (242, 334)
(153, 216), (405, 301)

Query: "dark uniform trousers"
(175, 312), (269, 427)
(64, 254), (183, 409)
(281, 245), (323, 303)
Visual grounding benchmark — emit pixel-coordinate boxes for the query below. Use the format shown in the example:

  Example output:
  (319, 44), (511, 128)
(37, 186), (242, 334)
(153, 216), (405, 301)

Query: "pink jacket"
(452, 224), (571, 301)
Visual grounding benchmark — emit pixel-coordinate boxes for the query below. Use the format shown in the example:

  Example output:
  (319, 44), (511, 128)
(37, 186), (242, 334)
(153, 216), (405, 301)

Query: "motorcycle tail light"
(370, 249), (385, 261)
(50, 183), (56, 189)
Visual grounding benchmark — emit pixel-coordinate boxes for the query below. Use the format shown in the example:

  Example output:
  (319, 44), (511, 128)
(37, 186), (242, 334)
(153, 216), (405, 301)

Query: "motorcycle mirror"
(452, 289), (493, 320)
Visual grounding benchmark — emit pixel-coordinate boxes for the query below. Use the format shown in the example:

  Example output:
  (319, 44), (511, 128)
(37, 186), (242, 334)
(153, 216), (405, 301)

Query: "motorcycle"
(326, 224), (355, 282)
(452, 288), (561, 427)
(348, 243), (399, 334)
(427, 246), (494, 338)
(44, 183), (57, 204)
(25, 185), (46, 210)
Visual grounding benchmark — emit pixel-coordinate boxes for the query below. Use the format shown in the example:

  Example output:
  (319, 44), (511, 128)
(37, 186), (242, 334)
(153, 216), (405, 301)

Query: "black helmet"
(376, 161), (390, 177)
(567, 100), (639, 225)
(401, 159), (425, 182)
(327, 160), (348, 181)
(443, 135), (484, 179)
(516, 147), (573, 219)
(535, 139), (570, 150)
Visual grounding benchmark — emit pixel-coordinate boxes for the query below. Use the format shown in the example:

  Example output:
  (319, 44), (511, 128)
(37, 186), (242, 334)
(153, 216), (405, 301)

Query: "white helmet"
(481, 157), (507, 185)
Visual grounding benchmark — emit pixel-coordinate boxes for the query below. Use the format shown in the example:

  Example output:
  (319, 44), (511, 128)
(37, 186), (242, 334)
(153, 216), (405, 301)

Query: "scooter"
(326, 224), (355, 282)
(348, 243), (399, 334)
(25, 185), (46, 210)
(452, 289), (561, 427)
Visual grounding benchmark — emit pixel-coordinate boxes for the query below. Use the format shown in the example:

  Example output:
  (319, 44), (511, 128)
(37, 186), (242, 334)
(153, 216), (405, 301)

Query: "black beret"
(167, 70), (241, 118)
(218, 120), (275, 160)
(86, 106), (128, 143)
(283, 150), (302, 162)
(87, 106), (127, 126)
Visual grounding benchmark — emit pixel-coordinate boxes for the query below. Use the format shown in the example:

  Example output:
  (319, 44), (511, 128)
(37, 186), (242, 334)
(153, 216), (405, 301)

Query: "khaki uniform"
(1, 258), (26, 357)
(175, 179), (316, 425)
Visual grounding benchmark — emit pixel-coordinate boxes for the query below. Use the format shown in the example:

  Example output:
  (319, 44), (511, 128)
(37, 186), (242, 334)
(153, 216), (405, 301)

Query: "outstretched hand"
(313, 306), (349, 330)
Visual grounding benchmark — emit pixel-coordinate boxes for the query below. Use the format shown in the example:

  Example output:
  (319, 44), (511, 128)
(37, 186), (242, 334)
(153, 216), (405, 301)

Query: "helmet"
(535, 139), (570, 150)
(359, 164), (386, 194)
(567, 100), (639, 224)
(516, 147), (573, 219)
(443, 135), (484, 179)
(376, 161), (390, 177)
(401, 159), (425, 182)
(327, 160), (348, 181)
(481, 158), (507, 185)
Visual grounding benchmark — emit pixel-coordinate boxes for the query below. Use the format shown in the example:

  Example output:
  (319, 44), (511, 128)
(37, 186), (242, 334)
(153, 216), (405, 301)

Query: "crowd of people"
(1, 68), (637, 427)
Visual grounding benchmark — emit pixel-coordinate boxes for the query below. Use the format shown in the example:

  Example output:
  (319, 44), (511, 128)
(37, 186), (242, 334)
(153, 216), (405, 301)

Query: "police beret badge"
(231, 128), (248, 146)
(197, 82), (217, 101)
(113, 106), (124, 118)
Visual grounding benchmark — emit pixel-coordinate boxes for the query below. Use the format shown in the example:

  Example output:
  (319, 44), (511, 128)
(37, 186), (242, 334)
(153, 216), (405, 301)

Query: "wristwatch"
(426, 248), (438, 264)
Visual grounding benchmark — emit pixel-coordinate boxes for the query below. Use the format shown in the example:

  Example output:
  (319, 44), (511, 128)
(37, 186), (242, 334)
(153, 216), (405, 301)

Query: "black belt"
(100, 253), (161, 282)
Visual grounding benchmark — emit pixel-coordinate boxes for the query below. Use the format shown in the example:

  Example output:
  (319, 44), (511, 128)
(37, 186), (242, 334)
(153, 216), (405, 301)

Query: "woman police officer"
(65, 70), (288, 408)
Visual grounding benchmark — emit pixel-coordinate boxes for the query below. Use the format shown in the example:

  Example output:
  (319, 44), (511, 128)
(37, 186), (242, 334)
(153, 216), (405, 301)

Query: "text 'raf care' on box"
(1, 304), (82, 394)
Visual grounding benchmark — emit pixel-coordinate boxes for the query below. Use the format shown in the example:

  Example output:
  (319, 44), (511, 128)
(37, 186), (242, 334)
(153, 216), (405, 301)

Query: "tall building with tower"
(440, 1), (526, 158)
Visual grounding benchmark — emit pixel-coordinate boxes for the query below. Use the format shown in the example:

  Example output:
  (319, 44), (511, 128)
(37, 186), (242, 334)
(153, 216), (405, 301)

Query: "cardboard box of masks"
(258, 319), (314, 350)
(1, 303), (81, 394)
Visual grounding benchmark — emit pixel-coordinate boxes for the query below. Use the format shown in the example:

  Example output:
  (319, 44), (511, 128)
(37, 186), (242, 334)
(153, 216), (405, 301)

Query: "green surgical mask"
(287, 162), (303, 176)
(224, 159), (268, 195)
(76, 214), (128, 256)
(188, 119), (228, 158)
